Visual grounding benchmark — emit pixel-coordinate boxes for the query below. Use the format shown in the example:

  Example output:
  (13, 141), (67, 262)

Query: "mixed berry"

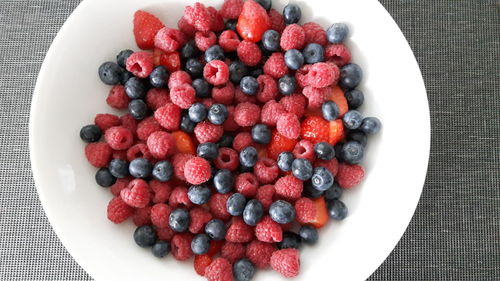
(81, 1), (381, 280)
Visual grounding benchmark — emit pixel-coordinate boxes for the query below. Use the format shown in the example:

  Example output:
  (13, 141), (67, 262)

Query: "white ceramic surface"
(29, 0), (430, 280)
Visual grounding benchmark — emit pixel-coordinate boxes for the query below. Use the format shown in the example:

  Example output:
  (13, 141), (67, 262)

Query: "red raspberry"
(184, 3), (211, 32)
(172, 153), (194, 181)
(150, 179), (172, 203)
(221, 242), (246, 263)
(126, 51), (154, 78)
(235, 173), (259, 197)
(169, 186), (193, 209)
(171, 233), (194, 261)
(194, 121), (224, 143)
(307, 62), (339, 88)
(168, 70), (192, 89)
(201, 98), (215, 108)
(263, 53), (288, 79)
(194, 254), (213, 276)
(189, 207), (213, 234)
(170, 84), (196, 109)
(336, 163), (365, 189)
(155, 50), (182, 72)
(280, 94), (306, 118)
(276, 113), (301, 139)
(184, 157), (211, 185)
(110, 177), (131, 196)
(255, 215), (282, 243)
(275, 175), (303, 201)
(203, 60), (229, 86)
(295, 64), (312, 88)
(106, 85), (130, 109)
(120, 114), (138, 138)
(219, 30), (241, 52)
(195, 31), (217, 51)
(121, 179), (151, 208)
(268, 9), (285, 33)
(104, 126), (134, 151)
(303, 22), (327, 46)
(261, 100), (286, 127)
(254, 158), (279, 184)
(225, 217), (254, 243)
(280, 24), (305, 51)
(146, 88), (170, 111)
(94, 113), (121, 132)
(207, 240), (224, 257)
(232, 132), (254, 152)
(314, 158), (339, 176)
(155, 103), (182, 131)
(150, 203), (172, 228)
(256, 184), (275, 211)
(156, 226), (175, 241)
(85, 142), (112, 167)
(154, 27), (186, 53)
(207, 6), (225, 32)
(205, 258), (232, 281)
(234, 87), (257, 104)
(112, 150), (127, 161)
(246, 240), (276, 269)
(219, 0), (244, 19)
(223, 105), (240, 132)
(126, 143), (153, 162)
(133, 206), (152, 226)
(146, 131), (174, 160)
(325, 43), (352, 67)
(303, 86), (329, 110)
(212, 82), (235, 105)
(256, 74), (278, 103)
(209, 193), (232, 221)
(214, 147), (239, 171)
(237, 40), (262, 67)
(107, 197), (134, 224)
(293, 139), (316, 162)
(177, 16), (197, 37)
(234, 102), (260, 127)
(136, 116), (162, 141)
(133, 10), (165, 50)
(294, 197), (315, 224)
(270, 249), (300, 278)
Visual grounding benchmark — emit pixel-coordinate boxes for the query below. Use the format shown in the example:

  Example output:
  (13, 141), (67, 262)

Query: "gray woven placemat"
(0, 0), (499, 280)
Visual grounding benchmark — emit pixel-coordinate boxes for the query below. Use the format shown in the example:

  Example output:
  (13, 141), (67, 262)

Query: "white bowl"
(29, 0), (430, 280)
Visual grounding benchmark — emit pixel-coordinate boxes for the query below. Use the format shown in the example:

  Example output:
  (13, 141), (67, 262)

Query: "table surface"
(1, 0), (499, 280)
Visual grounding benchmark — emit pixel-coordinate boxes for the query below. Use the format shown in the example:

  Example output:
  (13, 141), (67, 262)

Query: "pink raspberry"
(221, 242), (246, 263)
(184, 157), (211, 185)
(254, 158), (279, 184)
(104, 126), (134, 150)
(195, 31), (217, 51)
(146, 131), (175, 160)
(106, 85), (130, 109)
(303, 86), (329, 109)
(256, 184), (275, 211)
(270, 249), (300, 278)
(189, 207), (213, 234)
(219, 30), (241, 52)
(85, 142), (112, 167)
(219, 0), (244, 19)
(184, 3), (211, 32)
(225, 217), (254, 242)
(110, 177), (131, 197)
(207, 7), (225, 32)
(325, 43), (352, 67)
(307, 62), (339, 88)
(223, 105), (240, 132)
(178, 16), (197, 37)
(303, 22), (327, 46)
(235, 173), (259, 197)
(171, 233), (194, 261)
(172, 153), (194, 181)
(268, 9), (285, 33)
(336, 163), (365, 189)
(212, 82), (235, 105)
(150, 180), (172, 203)
(154, 27), (186, 53)
(232, 132), (254, 152)
(234, 102), (260, 127)
(120, 179), (151, 208)
(246, 240), (276, 269)
(280, 94), (306, 118)
(263, 53), (288, 79)
(112, 150), (128, 161)
(126, 51), (154, 78)
(255, 215), (282, 243)
(168, 70), (192, 89)
(194, 121), (224, 143)
(237, 40), (262, 67)
(205, 258), (232, 281)
(132, 206), (152, 226)
(314, 158), (339, 176)
(280, 24), (306, 51)
(169, 186), (193, 209)
(136, 116), (162, 141)
(204, 60), (229, 86)
(294, 197), (315, 224)
(120, 114), (138, 138)
(209, 193), (232, 221)
(214, 147), (239, 171)
(275, 175), (303, 201)
(94, 113), (120, 132)
(146, 88), (171, 111)
(261, 100), (286, 127)
(277, 113), (301, 139)
(293, 139), (315, 162)
(156, 226), (175, 241)
(234, 87), (257, 104)
(295, 64), (312, 88)
(150, 203), (172, 228)
(201, 98), (215, 108)
(107, 197), (134, 224)
(126, 143), (153, 162)
(170, 84), (196, 109)
(256, 74), (278, 103)
(154, 103), (182, 131)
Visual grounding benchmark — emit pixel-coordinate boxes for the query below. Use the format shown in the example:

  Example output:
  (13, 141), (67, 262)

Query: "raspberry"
(207, 7), (225, 32)
(235, 173), (259, 197)
(314, 158), (339, 176)
(107, 197), (134, 224)
(170, 84), (196, 109)
(85, 142), (112, 167)
(225, 217), (254, 243)
(184, 157), (212, 185)
(219, 0), (244, 19)
(207, 240), (224, 257)
(110, 177), (131, 196)
(201, 98), (215, 108)
(280, 24), (306, 51)
(169, 186), (193, 209)
(94, 113), (121, 132)
(232, 132), (254, 152)
(256, 184), (275, 211)
(184, 3), (211, 32)
(307, 62), (339, 88)
(256, 74), (278, 103)
(261, 100), (286, 127)
(106, 85), (130, 109)
(194, 254), (213, 276)
(212, 82), (235, 105)
(171, 233), (194, 261)
(156, 226), (175, 241)
(270, 249), (300, 278)
(205, 258), (233, 281)
(303, 22), (327, 46)
(214, 147), (239, 171)
(136, 116), (162, 141)
(126, 143), (153, 162)
(104, 126), (134, 150)
(303, 86), (329, 110)
(120, 114), (138, 138)
(336, 163), (365, 189)
(234, 102), (260, 127)
(221, 242), (246, 263)
(133, 206), (152, 226)
(223, 105), (240, 132)
(189, 207), (213, 234)
(112, 150), (128, 161)
(293, 140), (316, 162)
(237, 40), (262, 67)
(280, 94), (306, 118)
(263, 53), (288, 79)
(325, 43), (352, 67)
(219, 30), (241, 52)
(154, 27), (186, 53)
(146, 131), (174, 160)
(146, 88), (171, 111)
(275, 175), (303, 201)
(150, 203), (172, 228)
(234, 87), (257, 104)
(254, 158), (279, 184)
(150, 179), (172, 203)
(276, 113), (301, 139)
(203, 60), (229, 86)
(246, 240), (276, 269)
(178, 16), (197, 37)
(159, 51), (181, 72)
(168, 70), (192, 89)
(172, 153), (194, 181)
(209, 193), (232, 221)
(194, 121), (224, 143)
(255, 215), (282, 243)
(121, 179), (151, 208)
(295, 64), (312, 88)
(155, 103), (182, 131)
(294, 197), (316, 224)
(195, 31), (217, 51)
(126, 51), (154, 78)
(268, 9), (285, 33)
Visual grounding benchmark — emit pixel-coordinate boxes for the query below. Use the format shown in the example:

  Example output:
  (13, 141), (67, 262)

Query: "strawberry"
(300, 116), (329, 144)
(133, 10), (165, 50)
(329, 86), (348, 117)
(267, 130), (298, 159)
(161, 52), (181, 72)
(194, 254), (213, 276)
(310, 197), (329, 228)
(328, 119), (345, 146)
(236, 0), (271, 43)
(171, 131), (196, 155)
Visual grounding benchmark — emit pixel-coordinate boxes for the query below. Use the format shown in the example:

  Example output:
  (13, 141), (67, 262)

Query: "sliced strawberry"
(133, 10), (165, 50)
(329, 86), (348, 117)
(328, 119), (345, 146)
(267, 130), (298, 159)
(310, 197), (329, 229)
(194, 254), (213, 276)
(171, 131), (196, 155)
(300, 116), (329, 144)
(236, 0), (271, 43)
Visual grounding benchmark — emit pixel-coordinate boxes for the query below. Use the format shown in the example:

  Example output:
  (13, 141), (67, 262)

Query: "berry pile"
(82, 1), (381, 280)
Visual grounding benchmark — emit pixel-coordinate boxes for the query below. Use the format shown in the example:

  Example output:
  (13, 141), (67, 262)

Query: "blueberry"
(347, 130), (367, 147)
(98, 62), (124, 85)
(214, 169), (234, 194)
(152, 240), (170, 258)
(208, 104), (229, 125)
(277, 232), (302, 249)
(121, 71), (134, 85)
(80, 124), (102, 143)
(239, 147), (258, 168)
(302, 181), (324, 198)
(251, 124), (271, 144)
(291, 158), (313, 181)
(243, 199), (264, 226)
(238, 165), (253, 173)
(218, 133), (234, 148)
(185, 58), (204, 78)
(240, 76), (259, 95)
(303, 43), (325, 64)
(134, 225), (157, 248)
(181, 40), (200, 59)
(129, 158), (153, 179)
(227, 193), (246, 216)
(169, 208), (190, 232)
(284, 49), (304, 70)
(188, 184), (212, 205)
(191, 233), (211, 255)
(311, 167), (334, 191)
(125, 77), (147, 99)
(344, 89), (364, 109)
(95, 168), (116, 187)
(188, 102), (207, 123)
(327, 199), (348, 220)
(197, 142), (219, 161)
(233, 259), (256, 281)
(327, 23), (349, 44)
(249, 67), (264, 78)
(225, 19), (238, 31)
(283, 4), (301, 24)
(314, 142), (335, 160)
(277, 152), (294, 172)
(109, 159), (129, 178)
(152, 160), (173, 182)
(299, 225), (318, 245)
(360, 117), (381, 135)
(128, 99), (148, 120)
(255, 0), (272, 11)
(339, 63), (363, 89)
(324, 182), (342, 201)
(116, 49), (134, 68)
(229, 61), (249, 84)
(278, 74), (297, 96)
(205, 219), (226, 240)
(205, 45), (225, 62)
(269, 200), (296, 224)
(180, 112), (196, 133)
(262, 30), (281, 52)
(149, 66), (169, 88)
(334, 143), (345, 163)
(342, 110), (363, 130)
(340, 141), (364, 164)
(321, 101), (340, 121)
(192, 78), (212, 98)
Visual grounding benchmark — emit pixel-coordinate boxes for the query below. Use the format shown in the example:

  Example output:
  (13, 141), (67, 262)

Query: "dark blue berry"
(249, 67), (264, 78)
(181, 40), (200, 59)
(360, 117), (381, 135)
(188, 102), (207, 123)
(277, 232), (302, 249)
(169, 208), (190, 232)
(269, 200), (296, 224)
(128, 99), (148, 120)
(334, 143), (345, 163)
(149, 66), (169, 88)
(98, 62), (124, 85)
(180, 112), (196, 133)
(95, 168), (116, 187)
(283, 4), (301, 24)
(278, 74), (297, 96)
(208, 104), (229, 125)
(233, 259), (256, 281)
(80, 125), (102, 143)
(302, 181), (324, 198)
(225, 19), (237, 31)
(227, 193), (246, 216)
(299, 225), (318, 245)
(327, 199), (348, 220)
(291, 158), (313, 181)
(347, 130), (367, 147)
(243, 199), (264, 226)
(152, 240), (170, 258)
(116, 49), (134, 68)
(205, 45), (225, 62)
(191, 233), (211, 255)
(314, 142), (335, 160)
(239, 147), (258, 168)
(185, 58), (204, 78)
(129, 158), (152, 179)
(229, 60), (249, 84)
(322, 101), (340, 121)
(214, 169), (234, 194)
(109, 159), (129, 178)
(218, 133), (234, 148)
(197, 142), (219, 161)
(344, 89), (364, 109)
(205, 219), (226, 240)
(340, 141), (364, 164)
(262, 30), (281, 52)
(240, 76), (259, 95)
(124, 77), (147, 99)
(277, 152), (294, 172)
(303, 43), (325, 64)
(342, 110), (363, 130)
(340, 63), (363, 89)
(192, 78), (212, 98)
(311, 167), (334, 191)
(133, 225), (157, 248)
(324, 182), (342, 201)
(251, 124), (271, 144)
(188, 184), (212, 205)
(152, 160), (173, 182)
(121, 71), (134, 85)
(255, 0), (272, 10)
(327, 23), (349, 44)
(284, 49), (304, 70)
